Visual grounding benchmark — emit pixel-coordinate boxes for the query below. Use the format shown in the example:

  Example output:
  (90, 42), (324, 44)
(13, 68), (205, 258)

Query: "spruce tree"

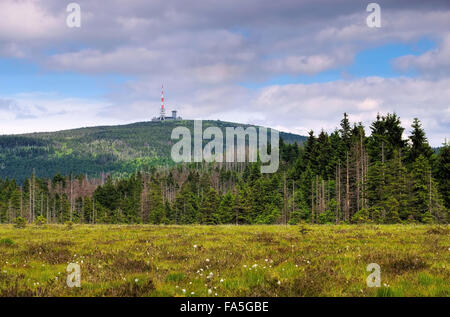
(436, 141), (450, 209)
(148, 182), (166, 224)
(407, 118), (433, 164)
(199, 187), (219, 224)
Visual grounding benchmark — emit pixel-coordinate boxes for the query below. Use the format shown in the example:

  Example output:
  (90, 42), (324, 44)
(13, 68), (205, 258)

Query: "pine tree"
(384, 196), (401, 223)
(410, 155), (433, 222)
(199, 187), (220, 224)
(407, 118), (433, 164)
(384, 151), (409, 220)
(216, 191), (234, 224)
(232, 185), (249, 224)
(148, 182), (166, 224)
(436, 141), (450, 209)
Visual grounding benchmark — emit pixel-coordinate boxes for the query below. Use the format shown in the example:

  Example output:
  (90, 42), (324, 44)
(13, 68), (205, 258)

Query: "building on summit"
(152, 85), (182, 121)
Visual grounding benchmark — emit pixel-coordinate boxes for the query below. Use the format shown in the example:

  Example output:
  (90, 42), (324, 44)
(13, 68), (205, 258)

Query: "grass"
(0, 224), (448, 297)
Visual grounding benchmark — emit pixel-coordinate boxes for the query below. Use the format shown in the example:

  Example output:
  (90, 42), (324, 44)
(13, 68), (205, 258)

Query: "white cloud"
(0, 0), (448, 147)
(0, 93), (119, 135)
(0, 0), (63, 41)
(268, 55), (338, 75)
(394, 34), (450, 77)
(249, 77), (450, 146)
(47, 47), (162, 73)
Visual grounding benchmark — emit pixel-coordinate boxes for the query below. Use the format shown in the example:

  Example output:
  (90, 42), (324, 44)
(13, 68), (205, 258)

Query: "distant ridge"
(0, 120), (306, 183)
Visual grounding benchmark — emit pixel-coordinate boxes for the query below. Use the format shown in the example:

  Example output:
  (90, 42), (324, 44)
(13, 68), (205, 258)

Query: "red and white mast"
(160, 84), (165, 120)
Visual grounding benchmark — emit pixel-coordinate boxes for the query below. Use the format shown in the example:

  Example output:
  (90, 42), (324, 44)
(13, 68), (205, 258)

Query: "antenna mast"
(160, 84), (165, 120)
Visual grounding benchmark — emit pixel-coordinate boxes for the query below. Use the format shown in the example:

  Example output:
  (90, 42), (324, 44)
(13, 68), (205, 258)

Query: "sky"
(0, 0), (449, 146)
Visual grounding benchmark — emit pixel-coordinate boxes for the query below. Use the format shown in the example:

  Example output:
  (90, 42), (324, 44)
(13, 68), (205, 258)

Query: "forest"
(0, 113), (448, 225)
(0, 120), (305, 183)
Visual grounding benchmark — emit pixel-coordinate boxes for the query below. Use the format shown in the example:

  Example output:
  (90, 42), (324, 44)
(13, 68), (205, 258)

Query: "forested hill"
(0, 120), (306, 183)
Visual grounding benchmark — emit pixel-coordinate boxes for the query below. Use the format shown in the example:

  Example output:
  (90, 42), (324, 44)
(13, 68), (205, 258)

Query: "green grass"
(0, 224), (448, 297)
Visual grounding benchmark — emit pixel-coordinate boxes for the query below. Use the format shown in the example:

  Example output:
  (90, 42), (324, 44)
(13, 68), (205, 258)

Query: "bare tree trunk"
(311, 178), (315, 224)
(429, 171), (432, 217)
(338, 162), (341, 222)
(283, 173), (287, 225)
(29, 176), (32, 223)
(291, 180), (295, 224)
(20, 188), (23, 218)
(335, 165), (339, 223)
(346, 152), (350, 222)
(70, 174), (73, 221)
(356, 151), (360, 212)
(46, 195), (49, 224)
(321, 179), (325, 214)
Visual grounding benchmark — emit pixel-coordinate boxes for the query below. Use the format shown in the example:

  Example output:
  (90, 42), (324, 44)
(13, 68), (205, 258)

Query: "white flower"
(252, 264), (258, 268)
(191, 292), (195, 295)
(205, 258), (210, 262)
(182, 289), (186, 293)
(220, 279), (224, 283)
(135, 278), (139, 283)
(193, 245), (198, 248)
(277, 280), (281, 285)
(208, 289), (212, 295)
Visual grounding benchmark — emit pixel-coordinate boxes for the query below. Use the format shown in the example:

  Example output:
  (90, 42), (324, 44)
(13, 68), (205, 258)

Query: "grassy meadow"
(0, 224), (448, 297)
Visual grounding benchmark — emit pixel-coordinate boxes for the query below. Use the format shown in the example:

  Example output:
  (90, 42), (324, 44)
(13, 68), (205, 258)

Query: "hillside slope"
(0, 120), (305, 183)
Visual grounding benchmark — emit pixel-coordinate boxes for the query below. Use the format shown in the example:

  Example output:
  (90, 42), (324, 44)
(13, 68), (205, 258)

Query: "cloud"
(0, 0), (448, 146)
(91, 75), (450, 146)
(249, 77), (450, 146)
(47, 47), (162, 74)
(0, 0), (63, 41)
(0, 93), (119, 135)
(394, 34), (450, 77)
(268, 54), (340, 75)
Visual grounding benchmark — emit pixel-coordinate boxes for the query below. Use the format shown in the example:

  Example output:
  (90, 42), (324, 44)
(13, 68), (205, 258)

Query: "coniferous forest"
(0, 113), (448, 225)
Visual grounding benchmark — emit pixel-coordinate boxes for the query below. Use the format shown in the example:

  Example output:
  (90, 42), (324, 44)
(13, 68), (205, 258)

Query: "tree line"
(0, 113), (448, 225)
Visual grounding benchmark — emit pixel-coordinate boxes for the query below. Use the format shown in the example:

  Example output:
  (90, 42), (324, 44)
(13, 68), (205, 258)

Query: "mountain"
(0, 120), (306, 183)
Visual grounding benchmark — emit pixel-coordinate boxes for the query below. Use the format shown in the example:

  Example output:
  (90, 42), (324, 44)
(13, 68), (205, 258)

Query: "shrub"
(0, 238), (15, 246)
(34, 215), (47, 226)
(351, 208), (370, 224)
(13, 217), (26, 229)
(65, 221), (74, 230)
(426, 226), (449, 235)
(318, 209), (336, 224)
(165, 272), (185, 283)
(298, 222), (311, 235)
